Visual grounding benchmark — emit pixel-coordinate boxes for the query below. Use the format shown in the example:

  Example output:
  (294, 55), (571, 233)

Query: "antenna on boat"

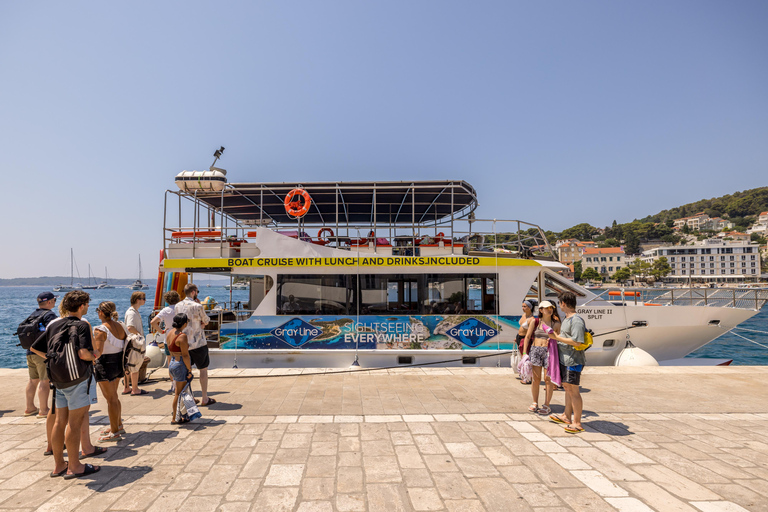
(210, 146), (226, 174)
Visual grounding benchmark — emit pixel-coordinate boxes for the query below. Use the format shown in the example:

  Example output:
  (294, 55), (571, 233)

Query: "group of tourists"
(18, 283), (214, 479)
(517, 291), (587, 434)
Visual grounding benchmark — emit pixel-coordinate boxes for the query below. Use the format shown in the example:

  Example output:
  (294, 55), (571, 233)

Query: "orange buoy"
(285, 188), (312, 217)
(317, 227), (334, 241)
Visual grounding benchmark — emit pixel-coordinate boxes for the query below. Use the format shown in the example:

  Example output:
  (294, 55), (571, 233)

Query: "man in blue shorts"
(31, 290), (102, 479)
(547, 291), (586, 434)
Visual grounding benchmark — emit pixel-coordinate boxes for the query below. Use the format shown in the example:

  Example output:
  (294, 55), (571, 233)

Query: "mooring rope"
(717, 325), (768, 350)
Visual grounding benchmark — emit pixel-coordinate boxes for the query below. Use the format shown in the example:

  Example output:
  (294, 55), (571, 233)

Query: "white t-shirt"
(174, 298), (210, 350)
(125, 306), (144, 337)
(156, 306), (175, 332)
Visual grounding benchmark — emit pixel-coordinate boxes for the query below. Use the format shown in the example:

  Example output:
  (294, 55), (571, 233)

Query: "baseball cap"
(38, 291), (58, 302)
(538, 300), (555, 309)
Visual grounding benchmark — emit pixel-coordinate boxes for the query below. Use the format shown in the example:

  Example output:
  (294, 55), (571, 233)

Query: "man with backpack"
(17, 291), (58, 418)
(30, 290), (102, 479)
(547, 291), (587, 434)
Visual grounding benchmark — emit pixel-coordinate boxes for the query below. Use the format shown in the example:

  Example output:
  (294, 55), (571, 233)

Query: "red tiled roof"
(583, 247), (625, 255)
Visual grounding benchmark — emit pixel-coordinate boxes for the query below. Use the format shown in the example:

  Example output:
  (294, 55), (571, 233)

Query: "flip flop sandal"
(537, 405), (551, 415)
(50, 463), (68, 478)
(549, 414), (567, 424)
(44, 449), (53, 456)
(81, 446), (108, 458)
(564, 425), (585, 434)
(131, 389), (149, 396)
(64, 463), (101, 479)
(201, 398), (216, 406)
(24, 409), (40, 417)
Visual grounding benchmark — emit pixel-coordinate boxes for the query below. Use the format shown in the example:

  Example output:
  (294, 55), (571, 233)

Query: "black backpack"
(15, 310), (50, 350)
(46, 318), (93, 389)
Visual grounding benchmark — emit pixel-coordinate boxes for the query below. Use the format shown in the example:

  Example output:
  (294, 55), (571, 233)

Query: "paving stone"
(296, 501), (334, 512)
(251, 487), (299, 512)
(396, 444), (426, 469)
(513, 483), (565, 508)
(689, 502), (751, 512)
(633, 464), (722, 501)
(433, 472), (477, 499)
(336, 493), (366, 512)
(264, 463), (305, 486)
(444, 499), (487, 511)
(470, 477), (531, 512)
(363, 455), (402, 482)
(403, 468), (436, 487)
(605, 497), (656, 512)
(301, 477), (335, 500)
(553, 487), (616, 512)
(367, 483), (408, 512)
(408, 487), (444, 511)
(569, 470), (629, 498)
(337, 467), (364, 493)
(622, 481), (698, 512)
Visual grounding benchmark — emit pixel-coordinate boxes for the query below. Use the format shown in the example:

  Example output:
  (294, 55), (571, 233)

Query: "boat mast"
(70, 248), (74, 287)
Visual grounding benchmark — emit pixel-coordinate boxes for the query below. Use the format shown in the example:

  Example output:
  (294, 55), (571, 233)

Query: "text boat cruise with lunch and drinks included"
(155, 166), (767, 369)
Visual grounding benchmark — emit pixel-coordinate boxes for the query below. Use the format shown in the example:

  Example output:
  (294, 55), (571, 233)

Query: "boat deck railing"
(585, 288), (768, 310)
(162, 190), (557, 261)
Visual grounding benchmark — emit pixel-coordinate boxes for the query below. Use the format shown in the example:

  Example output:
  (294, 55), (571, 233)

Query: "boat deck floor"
(0, 366), (766, 511)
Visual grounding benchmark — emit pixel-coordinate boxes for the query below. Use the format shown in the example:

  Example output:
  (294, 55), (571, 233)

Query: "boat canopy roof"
(191, 180), (477, 226)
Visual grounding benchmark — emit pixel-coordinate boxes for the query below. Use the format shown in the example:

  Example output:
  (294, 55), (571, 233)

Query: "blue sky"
(1, 1), (766, 279)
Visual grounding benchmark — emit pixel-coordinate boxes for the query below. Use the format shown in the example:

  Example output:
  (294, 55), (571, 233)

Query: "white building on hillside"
(641, 239), (761, 283)
(746, 211), (768, 235)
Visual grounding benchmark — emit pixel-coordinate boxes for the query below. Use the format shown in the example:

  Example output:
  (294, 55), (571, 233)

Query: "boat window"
(424, 274), (497, 315)
(360, 274), (421, 314)
(542, 272), (585, 299)
(277, 275), (356, 315)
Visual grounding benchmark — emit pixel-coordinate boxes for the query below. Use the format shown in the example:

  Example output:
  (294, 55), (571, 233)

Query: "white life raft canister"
(175, 170), (227, 192)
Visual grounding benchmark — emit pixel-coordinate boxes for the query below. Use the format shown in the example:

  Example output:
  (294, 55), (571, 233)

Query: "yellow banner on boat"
(163, 255), (541, 269)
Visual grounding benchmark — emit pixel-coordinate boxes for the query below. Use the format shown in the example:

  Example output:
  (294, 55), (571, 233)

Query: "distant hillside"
(0, 276), (155, 287)
(638, 187), (768, 226)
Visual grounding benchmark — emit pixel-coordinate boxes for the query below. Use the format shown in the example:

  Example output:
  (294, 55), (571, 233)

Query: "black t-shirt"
(31, 316), (93, 357)
(25, 308), (58, 355)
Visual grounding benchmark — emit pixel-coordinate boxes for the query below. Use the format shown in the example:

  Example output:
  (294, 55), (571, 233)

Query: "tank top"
(168, 330), (183, 353)
(95, 323), (125, 355)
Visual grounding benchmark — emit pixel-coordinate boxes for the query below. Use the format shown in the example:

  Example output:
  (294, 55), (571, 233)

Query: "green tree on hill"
(613, 267), (632, 284)
(650, 257), (672, 281)
(581, 267), (601, 282)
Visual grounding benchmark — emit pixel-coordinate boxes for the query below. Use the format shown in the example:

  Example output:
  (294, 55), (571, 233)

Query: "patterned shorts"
(529, 346), (549, 368)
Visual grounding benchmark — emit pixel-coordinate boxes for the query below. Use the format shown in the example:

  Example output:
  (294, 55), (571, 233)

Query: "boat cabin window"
(277, 275), (356, 315)
(277, 273), (497, 316)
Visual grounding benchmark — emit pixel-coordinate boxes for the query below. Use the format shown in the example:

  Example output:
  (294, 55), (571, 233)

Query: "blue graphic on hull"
(446, 318), (499, 347)
(221, 315), (519, 351)
(270, 318), (323, 347)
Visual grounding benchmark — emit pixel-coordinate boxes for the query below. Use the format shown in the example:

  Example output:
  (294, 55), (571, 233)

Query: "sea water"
(0, 286), (249, 369)
(1, 286), (766, 368)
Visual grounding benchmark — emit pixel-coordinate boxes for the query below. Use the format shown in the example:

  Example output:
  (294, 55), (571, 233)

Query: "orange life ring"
(285, 188), (311, 217)
(317, 227), (334, 241)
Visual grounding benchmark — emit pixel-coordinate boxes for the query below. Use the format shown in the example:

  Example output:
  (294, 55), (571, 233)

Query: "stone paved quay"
(0, 366), (766, 512)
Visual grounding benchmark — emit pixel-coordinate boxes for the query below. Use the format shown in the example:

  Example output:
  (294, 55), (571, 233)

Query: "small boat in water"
(54, 249), (83, 292)
(97, 267), (114, 289)
(130, 256), (149, 290)
(224, 282), (248, 291)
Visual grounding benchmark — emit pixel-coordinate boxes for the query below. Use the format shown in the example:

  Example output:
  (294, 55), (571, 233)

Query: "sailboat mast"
(70, 248), (74, 286)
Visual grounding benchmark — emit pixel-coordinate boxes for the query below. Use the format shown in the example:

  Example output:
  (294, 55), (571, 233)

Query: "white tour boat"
(158, 174), (767, 368)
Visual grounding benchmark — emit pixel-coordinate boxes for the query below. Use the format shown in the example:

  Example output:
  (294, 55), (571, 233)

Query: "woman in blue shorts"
(165, 313), (194, 424)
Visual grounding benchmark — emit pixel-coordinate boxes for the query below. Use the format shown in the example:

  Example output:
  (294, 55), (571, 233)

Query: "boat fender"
(614, 339), (659, 366)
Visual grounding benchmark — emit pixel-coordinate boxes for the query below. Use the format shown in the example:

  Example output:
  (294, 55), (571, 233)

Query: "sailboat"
(82, 264), (99, 289)
(53, 249), (83, 292)
(130, 255), (149, 290)
(97, 266), (114, 289)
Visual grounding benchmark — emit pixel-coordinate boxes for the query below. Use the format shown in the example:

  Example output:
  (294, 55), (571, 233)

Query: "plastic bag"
(176, 382), (202, 423)
(511, 350), (521, 372)
(517, 354), (532, 383)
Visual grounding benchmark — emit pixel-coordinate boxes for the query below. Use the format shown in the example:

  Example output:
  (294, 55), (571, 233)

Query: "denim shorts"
(55, 377), (98, 410)
(169, 359), (190, 382)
